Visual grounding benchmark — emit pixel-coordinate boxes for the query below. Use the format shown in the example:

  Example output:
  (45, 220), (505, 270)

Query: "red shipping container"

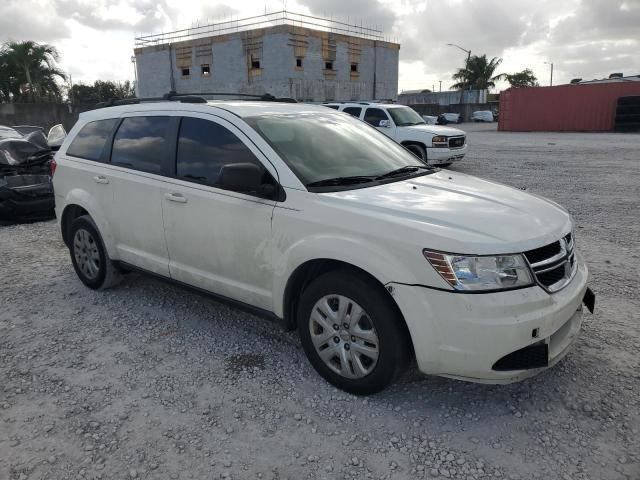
(498, 82), (640, 132)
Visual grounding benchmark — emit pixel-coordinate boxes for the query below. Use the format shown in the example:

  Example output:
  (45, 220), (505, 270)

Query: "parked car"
(438, 112), (463, 124)
(472, 110), (494, 122)
(325, 102), (466, 167)
(0, 126), (24, 140)
(11, 125), (46, 136)
(53, 98), (594, 394)
(421, 115), (438, 125)
(0, 125), (65, 221)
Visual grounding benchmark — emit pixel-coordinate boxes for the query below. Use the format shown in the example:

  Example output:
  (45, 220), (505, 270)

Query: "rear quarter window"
(343, 107), (362, 117)
(66, 119), (118, 161)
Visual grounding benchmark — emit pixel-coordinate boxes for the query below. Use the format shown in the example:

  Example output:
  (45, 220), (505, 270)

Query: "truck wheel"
(297, 269), (411, 395)
(405, 144), (428, 163)
(69, 215), (122, 290)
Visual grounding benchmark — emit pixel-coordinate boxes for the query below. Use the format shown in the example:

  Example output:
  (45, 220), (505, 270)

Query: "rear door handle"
(165, 192), (188, 204)
(93, 175), (109, 184)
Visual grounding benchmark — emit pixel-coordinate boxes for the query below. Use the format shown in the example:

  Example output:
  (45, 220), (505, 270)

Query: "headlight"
(423, 250), (534, 291)
(431, 135), (448, 147)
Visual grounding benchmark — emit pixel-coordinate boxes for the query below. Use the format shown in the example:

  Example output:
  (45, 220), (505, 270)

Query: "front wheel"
(404, 143), (428, 163)
(297, 269), (411, 395)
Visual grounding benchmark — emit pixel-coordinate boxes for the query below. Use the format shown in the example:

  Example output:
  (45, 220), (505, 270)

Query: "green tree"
(0, 40), (66, 102)
(451, 54), (504, 90)
(503, 68), (539, 88)
(68, 80), (135, 105)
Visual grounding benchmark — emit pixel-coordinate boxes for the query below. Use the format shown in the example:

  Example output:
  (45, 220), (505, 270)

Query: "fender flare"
(61, 188), (118, 259)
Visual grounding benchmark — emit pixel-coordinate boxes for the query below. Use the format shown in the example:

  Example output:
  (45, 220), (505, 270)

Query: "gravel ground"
(1, 124), (639, 480)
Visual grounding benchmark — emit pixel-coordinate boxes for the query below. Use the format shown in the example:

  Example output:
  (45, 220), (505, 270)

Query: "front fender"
(271, 233), (414, 318)
(62, 188), (118, 259)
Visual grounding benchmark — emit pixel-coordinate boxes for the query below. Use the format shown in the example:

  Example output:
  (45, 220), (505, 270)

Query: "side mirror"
(47, 124), (67, 150)
(219, 162), (263, 193)
(378, 119), (391, 128)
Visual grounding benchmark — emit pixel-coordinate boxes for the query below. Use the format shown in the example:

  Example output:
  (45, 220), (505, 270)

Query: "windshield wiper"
(376, 165), (432, 180)
(306, 175), (376, 187)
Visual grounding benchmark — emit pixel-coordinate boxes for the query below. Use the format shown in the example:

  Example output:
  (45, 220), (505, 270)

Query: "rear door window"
(343, 107), (362, 117)
(363, 108), (389, 126)
(176, 117), (268, 192)
(111, 117), (171, 174)
(66, 119), (118, 161)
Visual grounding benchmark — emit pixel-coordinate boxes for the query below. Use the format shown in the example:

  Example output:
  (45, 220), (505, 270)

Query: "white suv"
(53, 98), (594, 394)
(324, 102), (467, 166)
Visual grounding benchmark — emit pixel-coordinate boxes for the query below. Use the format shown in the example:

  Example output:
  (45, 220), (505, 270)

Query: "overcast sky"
(2, 0), (638, 92)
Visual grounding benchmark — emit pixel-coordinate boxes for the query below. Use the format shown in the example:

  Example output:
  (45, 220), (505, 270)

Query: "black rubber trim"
(388, 281), (535, 295)
(114, 261), (287, 328)
(583, 287), (595, 313)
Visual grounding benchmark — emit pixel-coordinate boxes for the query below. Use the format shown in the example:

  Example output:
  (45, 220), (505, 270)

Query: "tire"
(297, 269), (411, 395)
(69, 215), (122, 290)
(405, 143), (428, 163)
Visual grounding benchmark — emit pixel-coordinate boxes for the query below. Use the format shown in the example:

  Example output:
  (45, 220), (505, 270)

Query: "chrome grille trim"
(524, 233), (577, 293)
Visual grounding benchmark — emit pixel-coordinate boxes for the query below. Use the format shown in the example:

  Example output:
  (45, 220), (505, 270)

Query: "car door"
(161, 114), (278, 310)
(61, 118), (120, 240)
(362, 107), (396, 138)
(108, 114), (177, 276)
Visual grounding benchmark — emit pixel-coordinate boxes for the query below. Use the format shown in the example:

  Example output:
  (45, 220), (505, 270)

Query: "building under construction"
(133, 11), (400, 102)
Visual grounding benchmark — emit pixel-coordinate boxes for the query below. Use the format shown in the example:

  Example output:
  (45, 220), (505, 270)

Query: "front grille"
(524, 233), (576, 293)
(448, 136), (465, 148)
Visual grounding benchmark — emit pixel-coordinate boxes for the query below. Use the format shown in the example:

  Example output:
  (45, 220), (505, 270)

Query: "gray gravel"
(1, 123), (639, 480)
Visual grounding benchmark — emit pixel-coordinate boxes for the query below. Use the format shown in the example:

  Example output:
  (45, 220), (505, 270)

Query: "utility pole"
(545, 61), (554, 86)
(439, 80), (442, 92)
(447, 43), (471, 84)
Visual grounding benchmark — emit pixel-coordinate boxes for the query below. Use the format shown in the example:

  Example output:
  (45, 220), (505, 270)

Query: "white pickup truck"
(324, 102), (467, 167)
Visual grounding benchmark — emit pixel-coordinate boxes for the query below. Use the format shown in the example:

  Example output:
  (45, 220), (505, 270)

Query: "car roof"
(78, 101), (335, 122)
(323, 102), (406, 109)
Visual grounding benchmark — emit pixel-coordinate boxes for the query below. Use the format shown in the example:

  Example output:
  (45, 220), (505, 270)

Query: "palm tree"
(451, 54), (504, 90)
(0, 40), (66, 102)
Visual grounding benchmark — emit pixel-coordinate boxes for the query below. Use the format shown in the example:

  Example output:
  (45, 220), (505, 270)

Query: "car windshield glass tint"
(388, 107), (425, 126)
(246, 113), (425, 186)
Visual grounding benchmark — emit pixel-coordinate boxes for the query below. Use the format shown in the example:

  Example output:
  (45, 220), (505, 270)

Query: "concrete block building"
(133, 11), (399, 102)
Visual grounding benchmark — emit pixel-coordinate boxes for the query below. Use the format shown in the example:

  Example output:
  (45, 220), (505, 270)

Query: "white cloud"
(1, 0), (638, 91)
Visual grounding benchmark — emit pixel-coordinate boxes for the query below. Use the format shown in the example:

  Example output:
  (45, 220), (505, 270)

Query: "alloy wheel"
(309, 294), (379, 379)
(73, 228), (101, 280)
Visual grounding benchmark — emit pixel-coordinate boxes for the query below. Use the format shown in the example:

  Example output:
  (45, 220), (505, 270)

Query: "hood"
(405, 124), (465, 137)
(322, 171), (572, 255)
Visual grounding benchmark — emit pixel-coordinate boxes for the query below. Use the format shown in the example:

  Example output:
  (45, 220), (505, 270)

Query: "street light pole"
(447, 43), (471, 94)
(544, 61), (554, 86)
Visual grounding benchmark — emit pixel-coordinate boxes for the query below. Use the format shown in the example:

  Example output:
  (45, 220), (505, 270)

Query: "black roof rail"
(172, 92), (297, 103)
(95, 91), (296, 109)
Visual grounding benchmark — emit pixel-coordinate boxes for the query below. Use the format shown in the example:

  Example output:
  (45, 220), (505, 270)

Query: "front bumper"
(427, 144), (467, 165)
(388, 254), (590, 383)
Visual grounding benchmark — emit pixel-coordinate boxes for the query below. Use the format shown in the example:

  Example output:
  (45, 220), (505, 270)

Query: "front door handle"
(165, 192), (188, 204)
(93, 175), (109, 184)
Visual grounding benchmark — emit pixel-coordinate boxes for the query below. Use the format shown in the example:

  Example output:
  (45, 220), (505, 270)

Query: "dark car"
(0, 125), (65, 221)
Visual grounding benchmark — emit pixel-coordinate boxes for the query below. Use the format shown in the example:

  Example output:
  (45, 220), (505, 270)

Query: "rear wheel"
(69, 215), (121, 290)
(297, 269), (410, 395)
(404, 143), (427, 163)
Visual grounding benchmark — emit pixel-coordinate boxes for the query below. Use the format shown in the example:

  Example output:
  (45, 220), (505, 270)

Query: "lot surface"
(1, 124), (639, 480)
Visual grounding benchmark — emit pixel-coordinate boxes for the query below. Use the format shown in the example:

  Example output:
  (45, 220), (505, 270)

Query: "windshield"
(246, 112), (427, 187)
(387, 107), (425, 126)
